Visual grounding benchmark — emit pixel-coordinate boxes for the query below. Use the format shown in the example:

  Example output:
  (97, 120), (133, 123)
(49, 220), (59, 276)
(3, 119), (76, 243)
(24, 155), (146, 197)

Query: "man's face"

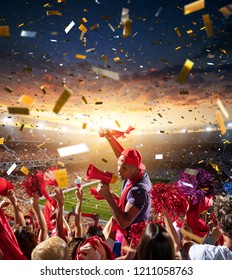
(117, 155), (139, 180)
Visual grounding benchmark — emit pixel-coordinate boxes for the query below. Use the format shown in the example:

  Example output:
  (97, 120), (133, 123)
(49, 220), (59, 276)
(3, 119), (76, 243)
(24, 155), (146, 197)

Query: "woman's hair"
(67, 237), (86, 260)
(137, 223), (175, 260)
(14, 225), (37, 260)
(214, 195), (232, 238)
(31, 236), (68, 260)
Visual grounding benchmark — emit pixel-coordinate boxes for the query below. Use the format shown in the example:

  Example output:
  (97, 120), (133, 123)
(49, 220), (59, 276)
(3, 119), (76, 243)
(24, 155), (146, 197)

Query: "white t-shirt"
(189, 244), (232, 260)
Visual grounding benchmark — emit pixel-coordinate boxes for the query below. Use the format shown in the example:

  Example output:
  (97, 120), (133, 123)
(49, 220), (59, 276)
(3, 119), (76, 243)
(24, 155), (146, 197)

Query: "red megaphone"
(85, 163), (117, 184)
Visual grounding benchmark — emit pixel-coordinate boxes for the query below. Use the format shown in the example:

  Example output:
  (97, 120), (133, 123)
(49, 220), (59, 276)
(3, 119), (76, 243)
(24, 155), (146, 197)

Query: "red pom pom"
(22, 171), (44, 197)
(150, 183), (188, 221)
(129, 221), (147, 246)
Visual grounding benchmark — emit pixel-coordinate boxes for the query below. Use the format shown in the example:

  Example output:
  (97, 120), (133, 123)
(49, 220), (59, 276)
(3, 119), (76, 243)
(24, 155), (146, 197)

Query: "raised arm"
(74, 187), (83, 237)
(31, 193), (48, 242)
(54, 188), (67, 242)
(7, 190), (26, 226)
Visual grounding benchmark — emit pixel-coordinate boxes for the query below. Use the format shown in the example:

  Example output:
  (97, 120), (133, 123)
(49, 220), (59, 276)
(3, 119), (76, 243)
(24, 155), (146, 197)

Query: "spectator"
(182, 195), (232, 260)
(31, 236), (69, 260)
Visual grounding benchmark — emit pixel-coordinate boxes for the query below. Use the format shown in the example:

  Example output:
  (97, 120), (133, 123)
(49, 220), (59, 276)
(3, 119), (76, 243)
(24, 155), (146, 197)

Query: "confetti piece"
(37, 143), (45, 148)
(18, 95), (35, 106)
(114, 57), (120, 61)
(81, 96), (88, 104)
(95, 101), (103, 105)
(101, 54), (108, 64)
(175, 46), (181, 51)
(20, 124), (25, 131)
(115, 120), (121, 127)
(65, 21), (75, 34)
(155, 154), (163, 159)
(202, 14), (214, 37)
(20, 30), (37, 38)
(108, 23), (115, 32)
(176, 59), (194, 84)
(57, 143), (89, 157)
(184, 168), (199, 175)
(41, 86), (46, 94)
(180, 90), (189, 95)
(7, 163), (17, 176)
(18, 23), (24, 28)
(123, 18), (133, 38)
(187, 29), (193, 34)
(174, 27), (181, 37)
(92, 66), (120, 80)
(0, 25), (10, 37)
(198, 160), (204, 164)
(53, 169), (69, 189)
(90, 23), (99, 30)
(79, 24), (87, 33)
(7, 107), (30, 115)
(86, 48), (95, 53)
(82, 18), (88, 23)
(46, 11), (62, 16)
(21, 166), (29, 175)
(216, 110), (226, 135)
(121, 7), (129, 24)
(58, 161), (65, 167)
(217, 98), (229, 119)
(5, 135), (11, 144)
(75, 54), (87, 59)
(184, 0), (205, 15)
(219, 4), (232, 17)
(82, 122), (87, 129)
(4, 86), (13, 93)
(155, 7), (163, 17)
(101, 158), (108, 163)
(0, 138), (4, 144)
(53, 87), (72, 114)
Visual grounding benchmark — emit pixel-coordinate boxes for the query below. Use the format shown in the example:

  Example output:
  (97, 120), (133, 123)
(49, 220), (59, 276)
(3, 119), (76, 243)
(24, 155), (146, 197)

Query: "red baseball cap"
(119, 148), (146, 170)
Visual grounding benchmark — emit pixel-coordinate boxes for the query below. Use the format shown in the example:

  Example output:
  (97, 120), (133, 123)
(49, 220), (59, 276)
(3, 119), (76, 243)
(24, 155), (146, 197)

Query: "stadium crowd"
(1, 126), (232, 260)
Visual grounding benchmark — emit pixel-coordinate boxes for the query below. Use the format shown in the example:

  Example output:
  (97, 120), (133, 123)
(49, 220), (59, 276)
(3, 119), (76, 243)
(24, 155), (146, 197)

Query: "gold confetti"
(202, 14), (214, 37)
(7, 107), (30, 115)
(92, 66), (119, 80)
(0, 25), (10, 37)
(90, 23), (99, 30)
(41, 86), (46, 94)
(81, 96), (88, 104)
(79, 24), (87, 33)
(82, 122), (87, 129)
(37, 143), (45, 148)
(101, 54), (108, 64)
(102, 158), (108, 163)
(0, 138), (4, 144)
(219, 4), (232, 17)
(180, 90), (189, 95)
(187, 29), (193, 34)
(21, 166), (29, 175)
(53, 169), (69, 189)
(175, 46), (181, 51)
(174, 27), (181, 37)
(20, 124), (25, 131)
(18, 23), (24, 28)
(46, 11), (62, 16)
(217, 98), (229, 119)
(58, 161), (65, 167)
(220, 48), (227, 54)
(184, 0), (205, 15)
(115, 120), (121, 127)
(75, 54), (87, 59)
(198, 160), (204, 164)
(18, 95), (35, 106)
(82, 18), (88, 23)
(114, 57), (120, 61)
(216, 110), (226, 135)
(177, 59), (194, 84)
(123, 18), (133, 38)
(53, 88), (72, 114)
(95, 101), (103, 105)
(5, 135), (11, 144)
(4, 86), (13, 93)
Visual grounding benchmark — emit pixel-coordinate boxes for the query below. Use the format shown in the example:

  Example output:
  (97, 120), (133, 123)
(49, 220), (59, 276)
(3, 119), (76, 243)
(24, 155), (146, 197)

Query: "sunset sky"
(0, 0), (231, 135)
